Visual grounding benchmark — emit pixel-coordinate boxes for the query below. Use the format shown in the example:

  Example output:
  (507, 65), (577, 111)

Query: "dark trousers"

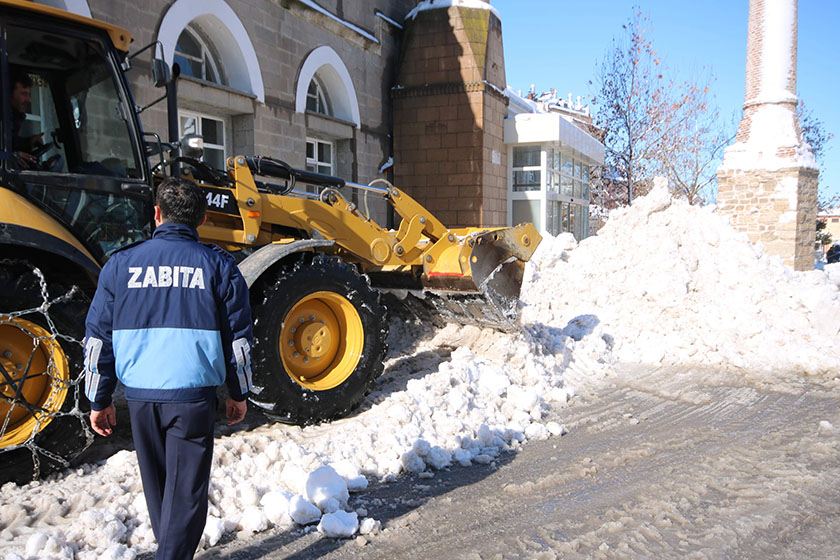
(128, 399), (216, 560)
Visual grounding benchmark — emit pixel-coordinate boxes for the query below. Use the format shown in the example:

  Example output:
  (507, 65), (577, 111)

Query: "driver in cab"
(9, 69), (45, 169)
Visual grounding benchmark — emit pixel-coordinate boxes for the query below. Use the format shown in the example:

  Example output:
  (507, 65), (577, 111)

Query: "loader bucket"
(378, 223), (541, 331)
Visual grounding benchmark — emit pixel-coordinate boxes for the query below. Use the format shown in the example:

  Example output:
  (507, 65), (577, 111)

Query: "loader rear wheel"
(0, 261), (91, 485)
(250, 254), (388, 425)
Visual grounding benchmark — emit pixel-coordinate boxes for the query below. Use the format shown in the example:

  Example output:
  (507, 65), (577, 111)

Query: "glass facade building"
(504, 111), (603, 241)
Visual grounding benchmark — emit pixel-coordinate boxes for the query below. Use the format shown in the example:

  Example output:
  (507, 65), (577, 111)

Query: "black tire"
(0, 260), (92, 485)
(250, 253), (388, 425)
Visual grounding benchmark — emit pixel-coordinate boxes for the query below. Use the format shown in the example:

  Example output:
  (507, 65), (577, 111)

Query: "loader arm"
(190, 155), (541, 329)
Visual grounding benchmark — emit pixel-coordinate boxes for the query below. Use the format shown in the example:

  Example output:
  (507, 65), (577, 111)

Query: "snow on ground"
(2, 184), (839, 559)
(825, 262), (840, 286)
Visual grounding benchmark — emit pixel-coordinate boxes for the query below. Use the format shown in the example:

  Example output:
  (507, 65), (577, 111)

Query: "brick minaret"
(392, 0), (508, 227)
(717, 0), (818, 270)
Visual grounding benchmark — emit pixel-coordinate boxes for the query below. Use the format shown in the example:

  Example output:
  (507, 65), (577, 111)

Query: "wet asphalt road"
(193, 366), (840, 560)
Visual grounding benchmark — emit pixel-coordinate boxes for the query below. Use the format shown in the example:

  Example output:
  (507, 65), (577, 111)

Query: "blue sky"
(493, 0), (839, 202)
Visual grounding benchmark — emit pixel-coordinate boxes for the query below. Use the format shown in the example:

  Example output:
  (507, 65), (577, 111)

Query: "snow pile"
(521, 183), (840, 376)
(1, 319), (596, 559)
(824, 262), (840, 287)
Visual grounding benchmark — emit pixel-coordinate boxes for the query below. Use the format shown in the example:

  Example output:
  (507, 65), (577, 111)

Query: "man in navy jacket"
(85, 177), (254, 559)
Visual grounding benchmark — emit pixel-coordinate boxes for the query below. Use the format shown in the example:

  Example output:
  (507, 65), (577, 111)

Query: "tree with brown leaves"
(591, 10), (730, 210)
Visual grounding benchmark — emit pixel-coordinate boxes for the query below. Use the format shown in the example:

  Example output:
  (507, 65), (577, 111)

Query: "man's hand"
(226, 397), (247, 425)
(14, 151), (37, 168)
(89, 404), (116, 437)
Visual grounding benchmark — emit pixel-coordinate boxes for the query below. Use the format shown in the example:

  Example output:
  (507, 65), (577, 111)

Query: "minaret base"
(717, 165), (818, 271)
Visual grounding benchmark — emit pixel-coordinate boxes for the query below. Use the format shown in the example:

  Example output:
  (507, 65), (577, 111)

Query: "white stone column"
(717, 0), (818, 271)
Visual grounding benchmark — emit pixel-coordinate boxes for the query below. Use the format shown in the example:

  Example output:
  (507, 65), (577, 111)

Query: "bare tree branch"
(590, 9), (731, 211)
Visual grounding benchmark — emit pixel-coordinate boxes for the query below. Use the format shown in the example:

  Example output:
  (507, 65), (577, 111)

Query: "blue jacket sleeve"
(84, 259), (118, 411)
(219, 259), (254, 401)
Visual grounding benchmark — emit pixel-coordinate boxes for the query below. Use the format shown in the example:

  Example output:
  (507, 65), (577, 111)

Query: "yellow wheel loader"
(0, 0), (540, 484)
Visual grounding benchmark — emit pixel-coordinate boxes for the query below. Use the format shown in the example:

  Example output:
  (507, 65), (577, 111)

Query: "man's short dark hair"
(156, 178), (207, 229)
(10, 67), (32, 91)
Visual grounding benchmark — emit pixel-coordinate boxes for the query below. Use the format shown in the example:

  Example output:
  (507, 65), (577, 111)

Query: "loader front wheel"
(250, 254), (388, 425)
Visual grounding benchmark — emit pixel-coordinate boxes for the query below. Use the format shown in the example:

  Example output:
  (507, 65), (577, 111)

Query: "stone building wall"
(393, 3), (508, 227)
(85, 0), (413, 214)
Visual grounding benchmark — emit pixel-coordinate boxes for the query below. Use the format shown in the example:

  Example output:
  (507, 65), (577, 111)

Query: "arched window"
(306, 77), (331, 115)
(174, 26), (223, 84)
(295, 46), (360, 128)
(157, 0), (264, 101)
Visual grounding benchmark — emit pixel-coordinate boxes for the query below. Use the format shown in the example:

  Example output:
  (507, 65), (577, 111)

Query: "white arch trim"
(157, 0), (264, 103)
(35, 0), (92, 18)
(296, 46), (361, 129)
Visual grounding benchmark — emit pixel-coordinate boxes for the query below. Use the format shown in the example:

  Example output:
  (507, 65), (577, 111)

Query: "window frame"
(2, 16), (147, 182)
(304, 137), (334, 195)
(508, 143), (591, 240)
(306, 76), (331, 116)
(305, 137), (334, 176)
(1, 16), (153, 262)
(179, 109), (227, 170)
(511, 145), (541, 192)
(174, 26), (223, 85)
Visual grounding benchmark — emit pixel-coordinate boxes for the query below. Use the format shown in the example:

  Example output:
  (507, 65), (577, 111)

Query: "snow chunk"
(426, 446), (452, 470)
(79, 509), (128, 549)
(289, 495), (322, 525)
(306, 466), (349, 511)
(401, 450), (426, 473)
(359, 517), (381, 535)
(203, 515), (226, 547)
(330, 460), (369, 492)
(239, 506), (269, 534)
(260, 490), (293, 526)
(101, 544), (137, 560)
(25, 533), (49, 556)
(317, 510), (359, 538)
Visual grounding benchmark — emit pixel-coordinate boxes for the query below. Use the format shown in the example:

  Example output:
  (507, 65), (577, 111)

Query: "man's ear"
(153, 205), (163, 225)
(198, 215), (207, 227)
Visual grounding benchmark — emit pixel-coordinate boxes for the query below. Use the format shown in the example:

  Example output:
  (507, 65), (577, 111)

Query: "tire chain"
(0, 258), (93, 480)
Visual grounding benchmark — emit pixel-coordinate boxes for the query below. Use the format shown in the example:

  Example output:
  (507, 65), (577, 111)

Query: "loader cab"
(1, 12), (153, 262)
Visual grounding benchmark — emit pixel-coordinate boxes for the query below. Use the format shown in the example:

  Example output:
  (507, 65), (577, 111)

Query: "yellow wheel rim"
(279, 291), (364, 391)
(0, 316), (70, 448)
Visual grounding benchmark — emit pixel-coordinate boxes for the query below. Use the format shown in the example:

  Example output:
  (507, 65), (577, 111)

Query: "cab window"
(5, 23), (141, 178)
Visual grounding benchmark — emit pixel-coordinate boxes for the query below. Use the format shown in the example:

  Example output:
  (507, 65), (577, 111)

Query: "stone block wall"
(717, 166), (818, 270)
(481, 90), (507, 226)
(393, 4), (508, 227)
(88, 0), (413, 204)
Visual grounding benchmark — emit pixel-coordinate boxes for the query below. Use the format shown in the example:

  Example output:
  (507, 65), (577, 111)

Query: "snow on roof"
(297, 0), (379, 44)
(376, 11), (404, 30)
(406, 0), (501, 22)
(505, 86), (538, 115)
